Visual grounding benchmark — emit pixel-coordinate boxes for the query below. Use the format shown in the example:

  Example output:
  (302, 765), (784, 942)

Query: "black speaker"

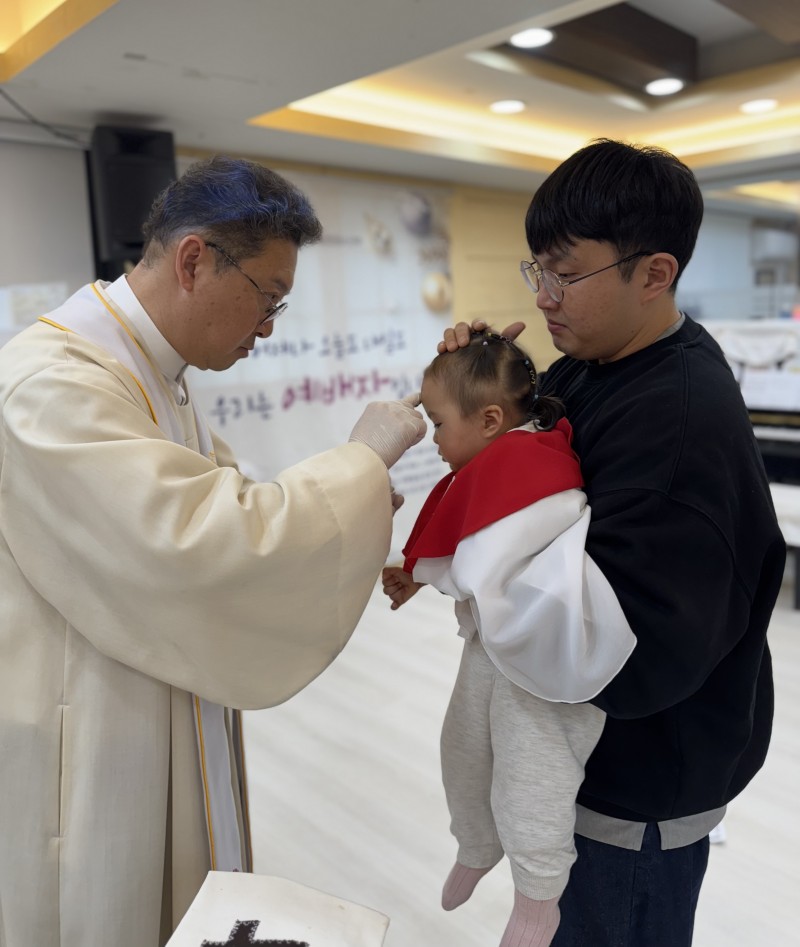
(87, 126), (177, 274)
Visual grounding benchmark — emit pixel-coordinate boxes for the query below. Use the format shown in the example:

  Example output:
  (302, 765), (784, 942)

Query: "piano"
(703, 319), (800, 608)
(702, 318), (800, 484)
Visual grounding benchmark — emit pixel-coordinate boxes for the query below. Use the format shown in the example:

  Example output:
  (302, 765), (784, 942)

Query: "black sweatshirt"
(540, 316), (786, 822)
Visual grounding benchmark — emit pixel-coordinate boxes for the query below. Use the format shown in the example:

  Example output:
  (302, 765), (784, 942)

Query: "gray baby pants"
(440, 634), (606, 900)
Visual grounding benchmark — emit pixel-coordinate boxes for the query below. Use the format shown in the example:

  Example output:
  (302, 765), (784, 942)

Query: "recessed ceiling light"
(510, 28), (554, 49)
(645, 78), (685, 96)
(740, 98), (778, 114)
(490, 99), (526, 114)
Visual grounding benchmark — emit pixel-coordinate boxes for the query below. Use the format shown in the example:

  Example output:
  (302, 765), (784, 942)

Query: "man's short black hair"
(525, 139), (703, 289)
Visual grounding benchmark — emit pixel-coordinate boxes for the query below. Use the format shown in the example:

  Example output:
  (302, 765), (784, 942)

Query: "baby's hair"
(423, 329), (565, 431)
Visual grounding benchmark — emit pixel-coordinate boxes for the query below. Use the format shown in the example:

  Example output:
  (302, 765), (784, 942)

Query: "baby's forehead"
(420, 375), (452, 406)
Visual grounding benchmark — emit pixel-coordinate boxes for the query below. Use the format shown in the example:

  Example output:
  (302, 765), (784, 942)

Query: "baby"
(383, 330), (635, 947)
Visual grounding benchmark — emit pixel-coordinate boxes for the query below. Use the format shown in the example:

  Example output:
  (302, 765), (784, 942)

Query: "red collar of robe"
(402, 418), (583, 573)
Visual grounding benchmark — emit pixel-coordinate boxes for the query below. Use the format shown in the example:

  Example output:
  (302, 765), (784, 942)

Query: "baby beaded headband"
(479, 329), (539, 399)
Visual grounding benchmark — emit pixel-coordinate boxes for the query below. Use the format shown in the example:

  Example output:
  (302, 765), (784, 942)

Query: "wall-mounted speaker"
(87, 125), (176, 278)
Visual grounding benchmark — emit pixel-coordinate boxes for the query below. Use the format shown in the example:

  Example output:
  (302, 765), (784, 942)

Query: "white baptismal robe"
(417, 490), (635, 701)
(406, 424), (636, 702)
(0, 278), (393, 947)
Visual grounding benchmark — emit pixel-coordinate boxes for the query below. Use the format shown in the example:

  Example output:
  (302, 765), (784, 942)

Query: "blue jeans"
(551, 823), (710, 947)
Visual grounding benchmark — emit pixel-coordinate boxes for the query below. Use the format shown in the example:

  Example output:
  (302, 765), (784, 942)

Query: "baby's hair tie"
(523, 358), (537, 390)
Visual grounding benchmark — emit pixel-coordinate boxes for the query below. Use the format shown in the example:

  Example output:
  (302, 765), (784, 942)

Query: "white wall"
(0, 140), (94, 342)
(677, 209), (754, 321)
(678, 208), (799, 322)
(0, 139), (95, 291)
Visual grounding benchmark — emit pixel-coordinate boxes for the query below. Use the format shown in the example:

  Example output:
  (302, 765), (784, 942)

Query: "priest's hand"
(382, 566), (424, 610)
(437, 320), (526, 353)
(349, 393), (426, 469)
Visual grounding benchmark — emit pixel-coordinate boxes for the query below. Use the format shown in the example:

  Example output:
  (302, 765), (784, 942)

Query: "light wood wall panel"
(450, 185), (562, 370)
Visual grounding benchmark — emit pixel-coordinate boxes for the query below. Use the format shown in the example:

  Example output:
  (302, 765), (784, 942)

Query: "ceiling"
(1, 0), (799, 216)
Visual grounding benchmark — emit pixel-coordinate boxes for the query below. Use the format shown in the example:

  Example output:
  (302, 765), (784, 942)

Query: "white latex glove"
(348, 393), (426, 469)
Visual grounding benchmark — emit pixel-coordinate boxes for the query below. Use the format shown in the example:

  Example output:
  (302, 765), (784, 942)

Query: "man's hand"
(437, 320), (526, 353)
(348, 393), (426, 468)
(382, 566), (424, 610)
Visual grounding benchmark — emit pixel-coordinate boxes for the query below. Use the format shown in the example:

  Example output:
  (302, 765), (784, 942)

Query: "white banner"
(188, 171), (453, 557)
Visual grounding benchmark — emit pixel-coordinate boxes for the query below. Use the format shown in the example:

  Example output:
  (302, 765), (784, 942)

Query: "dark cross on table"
(201, 918), (309, 947)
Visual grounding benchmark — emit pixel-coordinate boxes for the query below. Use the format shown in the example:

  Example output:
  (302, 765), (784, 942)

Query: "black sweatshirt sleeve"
(585, 489), (754, 719)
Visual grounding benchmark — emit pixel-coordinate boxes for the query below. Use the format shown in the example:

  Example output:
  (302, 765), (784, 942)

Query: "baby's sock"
(441, 861), (494, 910)
(498, 890), (560, 947)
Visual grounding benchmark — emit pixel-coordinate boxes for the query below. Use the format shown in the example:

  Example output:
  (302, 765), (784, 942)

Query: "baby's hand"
(382, 566), (424, 610)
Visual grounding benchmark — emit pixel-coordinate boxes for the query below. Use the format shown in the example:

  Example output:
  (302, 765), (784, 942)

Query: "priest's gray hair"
(141, 156), (322, 265)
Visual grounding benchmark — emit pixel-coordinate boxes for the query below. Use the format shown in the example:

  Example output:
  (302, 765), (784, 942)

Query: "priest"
(0, 156), (425, 947)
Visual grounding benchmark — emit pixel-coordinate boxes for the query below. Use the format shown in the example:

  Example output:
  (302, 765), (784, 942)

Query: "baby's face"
(420, 376), (489, 472)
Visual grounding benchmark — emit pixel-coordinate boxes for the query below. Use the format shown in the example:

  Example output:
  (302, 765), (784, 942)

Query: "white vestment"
(0, 279), (393, 947)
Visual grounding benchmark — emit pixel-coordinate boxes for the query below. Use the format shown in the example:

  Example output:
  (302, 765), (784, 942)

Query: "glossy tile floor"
(245, 573), (799, 947)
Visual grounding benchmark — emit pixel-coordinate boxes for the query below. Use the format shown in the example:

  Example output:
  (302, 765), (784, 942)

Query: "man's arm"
(584, 487), (783, 719)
